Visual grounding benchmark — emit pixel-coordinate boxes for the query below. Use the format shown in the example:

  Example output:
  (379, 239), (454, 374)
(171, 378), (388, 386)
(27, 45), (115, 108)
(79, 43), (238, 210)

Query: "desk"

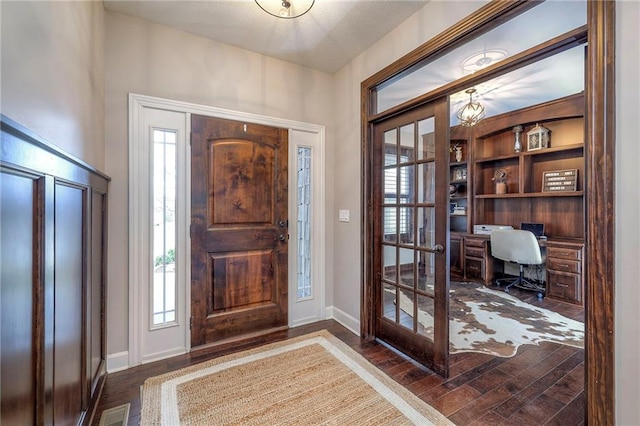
(459, 234), (585, 306)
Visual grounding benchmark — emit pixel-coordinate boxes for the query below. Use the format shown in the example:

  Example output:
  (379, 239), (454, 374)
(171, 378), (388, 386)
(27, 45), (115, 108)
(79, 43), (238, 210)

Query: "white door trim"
(128, 93), (326, 367)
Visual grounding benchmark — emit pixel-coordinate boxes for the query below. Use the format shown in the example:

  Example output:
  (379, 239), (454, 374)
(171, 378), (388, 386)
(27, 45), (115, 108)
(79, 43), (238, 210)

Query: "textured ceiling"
(102, 0), (429, 74)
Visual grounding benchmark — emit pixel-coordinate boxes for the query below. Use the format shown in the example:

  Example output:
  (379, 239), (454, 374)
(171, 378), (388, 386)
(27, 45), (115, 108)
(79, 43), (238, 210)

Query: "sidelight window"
(152, 129), (177, 326)
(297, 147), (312, 299)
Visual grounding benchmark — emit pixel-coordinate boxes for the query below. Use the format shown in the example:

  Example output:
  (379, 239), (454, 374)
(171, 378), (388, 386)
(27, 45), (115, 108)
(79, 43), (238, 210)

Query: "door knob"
(426, 244), (444, 253)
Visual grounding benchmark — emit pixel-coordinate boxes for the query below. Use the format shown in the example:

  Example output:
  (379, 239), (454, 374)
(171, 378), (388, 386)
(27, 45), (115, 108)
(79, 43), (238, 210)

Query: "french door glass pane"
(384, 130), (397, 165)
(382, 282), (397, 322)
(418, 163), (435, 204)
(418, 251), (435, 296)
(400, 124), (415, 162)
(398, 287), (415, 332)
(416, 294), (435, 341)
(417, 207), (435, 248)
(383, 244), (396, 283)
(152, 129), (177, 326)
(398, 247), (415, 288)
(418, 118), (435, 160)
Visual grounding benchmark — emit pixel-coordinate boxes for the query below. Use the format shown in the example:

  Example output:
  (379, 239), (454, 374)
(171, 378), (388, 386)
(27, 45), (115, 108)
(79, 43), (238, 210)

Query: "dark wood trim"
(362, 1), (539, 91)
(361, 1), (615, 424)
(585, 1), (616, 424)
(0, 114), (111, 189)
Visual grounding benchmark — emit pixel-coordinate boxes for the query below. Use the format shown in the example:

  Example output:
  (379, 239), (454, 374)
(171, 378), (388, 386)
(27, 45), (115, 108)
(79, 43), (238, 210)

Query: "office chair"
(490, 229), (546, 299)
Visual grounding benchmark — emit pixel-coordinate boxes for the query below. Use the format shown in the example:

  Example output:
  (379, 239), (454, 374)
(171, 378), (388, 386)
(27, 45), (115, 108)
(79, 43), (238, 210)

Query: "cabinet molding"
(1, 115), (110, 425)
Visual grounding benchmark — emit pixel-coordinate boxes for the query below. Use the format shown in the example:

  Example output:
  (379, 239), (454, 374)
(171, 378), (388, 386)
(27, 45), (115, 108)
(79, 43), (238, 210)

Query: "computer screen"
(520, 222), (545, 237)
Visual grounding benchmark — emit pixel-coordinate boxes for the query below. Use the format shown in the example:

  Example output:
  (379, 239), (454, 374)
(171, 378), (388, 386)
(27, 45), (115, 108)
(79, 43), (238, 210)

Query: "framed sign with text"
(542, 169), (578, 192)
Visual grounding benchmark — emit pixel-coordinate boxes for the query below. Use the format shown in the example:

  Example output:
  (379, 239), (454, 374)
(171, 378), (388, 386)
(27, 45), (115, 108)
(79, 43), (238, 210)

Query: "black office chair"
(490, 229), (545, 299)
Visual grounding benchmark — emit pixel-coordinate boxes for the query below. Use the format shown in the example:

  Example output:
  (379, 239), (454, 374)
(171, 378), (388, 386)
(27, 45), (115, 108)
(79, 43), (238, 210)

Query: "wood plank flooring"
(93, 286), (584, 426)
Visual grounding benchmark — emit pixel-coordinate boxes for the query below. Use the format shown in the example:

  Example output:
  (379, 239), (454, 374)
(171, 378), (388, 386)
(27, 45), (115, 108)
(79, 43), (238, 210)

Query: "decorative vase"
(455, 146), (463, 162)
(513, 125), (523, 153)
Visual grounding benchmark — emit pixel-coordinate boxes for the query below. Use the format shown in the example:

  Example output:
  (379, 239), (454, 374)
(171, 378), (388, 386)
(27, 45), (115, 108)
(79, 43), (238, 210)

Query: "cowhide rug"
(392, 281), (584, 358)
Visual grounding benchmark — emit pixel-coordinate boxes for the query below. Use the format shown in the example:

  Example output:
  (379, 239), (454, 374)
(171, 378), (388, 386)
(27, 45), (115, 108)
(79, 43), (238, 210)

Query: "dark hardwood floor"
(93, 285), (584, 426)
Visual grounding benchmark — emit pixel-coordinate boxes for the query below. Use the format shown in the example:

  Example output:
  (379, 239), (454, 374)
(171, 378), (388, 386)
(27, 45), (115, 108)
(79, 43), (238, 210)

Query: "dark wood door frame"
(360, 1), (615, 424)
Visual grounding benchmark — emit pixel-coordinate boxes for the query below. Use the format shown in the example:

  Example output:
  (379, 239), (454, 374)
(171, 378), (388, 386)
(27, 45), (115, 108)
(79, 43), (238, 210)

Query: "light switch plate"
(338, 209), (350, 222)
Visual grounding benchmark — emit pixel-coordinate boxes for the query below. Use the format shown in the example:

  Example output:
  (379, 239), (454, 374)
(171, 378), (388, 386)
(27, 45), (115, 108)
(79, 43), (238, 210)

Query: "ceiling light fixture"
(457, 88), (486, 127)
(255, 0), (315, 19)
(461, 49), (508, 75)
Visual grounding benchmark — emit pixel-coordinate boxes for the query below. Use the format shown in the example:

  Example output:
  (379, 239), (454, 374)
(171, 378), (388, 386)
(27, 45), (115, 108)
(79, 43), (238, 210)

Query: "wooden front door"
(190, 115), (288, 347)
(373, 98), (450, 376)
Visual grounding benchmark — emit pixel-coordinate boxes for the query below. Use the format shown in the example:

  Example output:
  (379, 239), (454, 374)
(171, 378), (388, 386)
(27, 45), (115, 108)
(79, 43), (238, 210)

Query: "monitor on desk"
(520, 222), (545, 238)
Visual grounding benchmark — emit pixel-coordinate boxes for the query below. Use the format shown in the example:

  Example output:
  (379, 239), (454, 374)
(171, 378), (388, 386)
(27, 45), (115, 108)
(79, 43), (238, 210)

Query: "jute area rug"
(140, 330), (454, 426)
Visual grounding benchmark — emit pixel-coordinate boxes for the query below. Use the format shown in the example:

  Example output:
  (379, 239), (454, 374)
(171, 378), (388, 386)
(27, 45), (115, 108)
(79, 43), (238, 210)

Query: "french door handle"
(425, 244), (444, 253)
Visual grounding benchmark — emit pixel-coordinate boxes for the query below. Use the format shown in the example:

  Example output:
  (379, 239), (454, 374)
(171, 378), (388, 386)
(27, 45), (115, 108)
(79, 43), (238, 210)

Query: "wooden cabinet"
(546, 240), (584, 305)
(449, 128), (470, 234)
(470, 94), (585, 239)
(450, 232), (464, 278)
(0, 116), (109, 425)
(463, 235), (493, 284)
(447, 94), (587, 303)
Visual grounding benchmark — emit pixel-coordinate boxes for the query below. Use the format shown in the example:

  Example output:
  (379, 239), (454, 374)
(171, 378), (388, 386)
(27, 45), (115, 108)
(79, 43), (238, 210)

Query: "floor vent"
(98, 403), (130, 426)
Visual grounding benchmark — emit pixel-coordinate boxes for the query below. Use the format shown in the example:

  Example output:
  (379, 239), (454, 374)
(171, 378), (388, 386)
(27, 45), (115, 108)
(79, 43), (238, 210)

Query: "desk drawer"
(465, 238), (486, 248)
(547, 271), (582, 304)
(547, 257), (581, 274)
(547, 246), (582, 261)
(465, 257), (485, 280)
(465, 247), (485, 258)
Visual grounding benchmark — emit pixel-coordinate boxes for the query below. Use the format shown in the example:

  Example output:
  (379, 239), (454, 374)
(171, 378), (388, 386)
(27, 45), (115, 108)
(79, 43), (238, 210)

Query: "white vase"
(455, 147), (463, 162)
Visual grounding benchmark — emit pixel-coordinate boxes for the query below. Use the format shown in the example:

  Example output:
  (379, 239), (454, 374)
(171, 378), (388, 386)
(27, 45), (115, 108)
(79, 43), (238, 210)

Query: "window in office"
(384, 154), (414, 241)
(152, 129), (177, 326)
(297, 146), (312, 299)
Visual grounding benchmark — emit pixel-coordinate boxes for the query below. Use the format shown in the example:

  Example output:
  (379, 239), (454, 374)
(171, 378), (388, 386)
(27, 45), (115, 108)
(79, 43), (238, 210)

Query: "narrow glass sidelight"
(297, 147), (312, 299)
(152, 129), (177, 326)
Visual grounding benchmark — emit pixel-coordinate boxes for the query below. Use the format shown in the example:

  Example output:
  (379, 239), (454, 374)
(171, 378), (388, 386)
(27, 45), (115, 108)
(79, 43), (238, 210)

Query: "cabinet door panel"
(0, 171), (37, 425)
(54, 183), (85, 424)
(465, 258), (485, 280)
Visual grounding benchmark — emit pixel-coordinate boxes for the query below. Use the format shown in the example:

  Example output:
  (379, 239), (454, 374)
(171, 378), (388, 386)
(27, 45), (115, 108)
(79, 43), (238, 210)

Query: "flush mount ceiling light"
(255, 0), (315, 19)
(456, 88), (486, 127)
(461, 49), (508, 75)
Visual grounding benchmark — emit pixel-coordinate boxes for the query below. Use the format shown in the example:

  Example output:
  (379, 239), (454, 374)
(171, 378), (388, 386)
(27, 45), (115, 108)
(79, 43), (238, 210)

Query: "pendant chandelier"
(255, 0), (315, 19)
(456, 88), (486, 127)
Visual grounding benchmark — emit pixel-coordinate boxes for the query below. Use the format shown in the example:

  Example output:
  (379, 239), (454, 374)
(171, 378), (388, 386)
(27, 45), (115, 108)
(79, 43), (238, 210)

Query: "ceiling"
(102, 1), (587, 121)
(102, 0), (429, 74)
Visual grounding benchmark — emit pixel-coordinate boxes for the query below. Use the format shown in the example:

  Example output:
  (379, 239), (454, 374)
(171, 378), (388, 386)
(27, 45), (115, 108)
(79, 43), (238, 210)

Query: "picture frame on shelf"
(454, 168), (467, 181)
(452, 206), (466, 216)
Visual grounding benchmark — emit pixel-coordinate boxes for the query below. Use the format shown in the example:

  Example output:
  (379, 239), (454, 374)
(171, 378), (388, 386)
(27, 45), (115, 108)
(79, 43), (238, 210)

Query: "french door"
(373, 98), (450, 376)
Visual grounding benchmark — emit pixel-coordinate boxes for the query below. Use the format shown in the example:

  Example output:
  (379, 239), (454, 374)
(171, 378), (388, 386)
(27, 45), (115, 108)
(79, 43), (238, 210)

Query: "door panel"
(373, 98), (450, 376)
(191, 115), (288, 347)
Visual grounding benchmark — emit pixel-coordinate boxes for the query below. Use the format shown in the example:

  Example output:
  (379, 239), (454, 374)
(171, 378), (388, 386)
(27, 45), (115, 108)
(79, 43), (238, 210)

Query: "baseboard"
(107, 313), (358, 374)
(327, 306), (360, 336)
(290, 315), (322, 328)
(141, 347), (187, 365)
(106, 351), (129, 373)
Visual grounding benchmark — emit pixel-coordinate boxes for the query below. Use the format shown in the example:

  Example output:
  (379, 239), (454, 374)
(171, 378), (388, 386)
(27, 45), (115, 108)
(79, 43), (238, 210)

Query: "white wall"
(0, 0), (105, 169)
(103, 11), (335, 355)
(615, 2), (640, 424)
